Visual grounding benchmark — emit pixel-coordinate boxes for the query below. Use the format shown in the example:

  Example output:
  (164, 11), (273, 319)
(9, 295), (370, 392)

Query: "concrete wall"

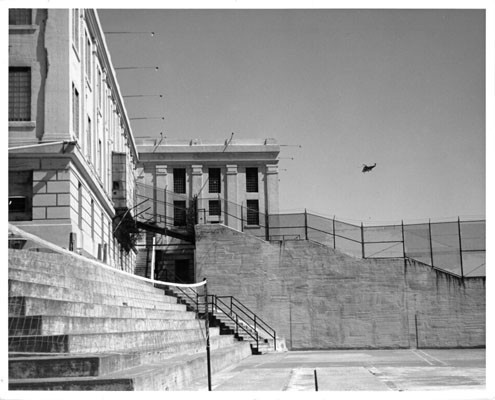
(195, 224), (485, 349)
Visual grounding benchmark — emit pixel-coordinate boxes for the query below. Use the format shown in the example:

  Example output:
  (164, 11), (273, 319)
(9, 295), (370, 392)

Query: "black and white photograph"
(3, 1), (492, 398)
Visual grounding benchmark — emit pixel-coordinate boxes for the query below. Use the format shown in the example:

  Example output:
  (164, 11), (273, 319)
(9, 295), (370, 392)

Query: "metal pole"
(314, 369), (319, 391)
(458, 217), (464, 278)
(304, 209), (308, 240)
(265, 208), (270, 241)
(361, 222), (365, 258)
(203, 278), (212, 391)
(428, 219), (434, 267)
(333, 216), (336, 249)
(401, 220), (406, 259)
(150, 236), (156, 280)
(241, 206), (244, 232)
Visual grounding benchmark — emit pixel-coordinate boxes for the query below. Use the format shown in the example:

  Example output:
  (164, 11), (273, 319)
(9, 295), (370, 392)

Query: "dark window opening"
(173, 168), (186, 193)
(174, 200), (187, 226)
(9, 9), (32, 25)
(209, 168), (221, 193)
(9, 67), (31, 121)
(246, 168), (258, 192)
(209, 200), (221, 217)
(175, 259), (191, 283)
(246, 200), (259, 226)
(9, 171), (33, 221)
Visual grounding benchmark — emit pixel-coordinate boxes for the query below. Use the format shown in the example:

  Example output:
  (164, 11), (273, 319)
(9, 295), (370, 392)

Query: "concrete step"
(9, 341), (252, 390)
(8, 268), (175, 304)
(8, 252), (167, 296)
(9, 296), (190, 319)
(9, 280), (178, 311)
(9, 315), (205, 336)
(9, 326), (221, 354)
(9, 334), (240, 379)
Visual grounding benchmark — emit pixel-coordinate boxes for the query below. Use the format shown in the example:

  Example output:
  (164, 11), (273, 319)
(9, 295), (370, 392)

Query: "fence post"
(458, 217), (464, 278)
(428, 219), (434, 267)
(203, 278), (212, 391)
(333, 216), (336, 249)
(240, 206), (244, 232)
(265, 208), (270, 241)
(361, 222), (365, 258)
(304, 209), (308, 240)
(401, 220), (405, 259)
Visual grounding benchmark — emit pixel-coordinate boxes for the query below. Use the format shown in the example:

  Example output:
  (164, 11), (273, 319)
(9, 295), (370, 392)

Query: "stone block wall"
(195, 224), (485, 349)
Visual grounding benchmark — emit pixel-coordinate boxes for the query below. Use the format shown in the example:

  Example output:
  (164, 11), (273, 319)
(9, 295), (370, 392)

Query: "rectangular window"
(85, 33), (92, 83)
(9, 9), (32, 25)
(72, 83), (79, 137)
(97, 139), (102, 176)
(72, 9), (79, 51)
(78, 182), (83, 229)
(97, 67), (102, 109)
(9, 67), (31, 121)
(9, 171), (33, 221)
(173, 168), (186, 193)
(209, 200), (221, 216)
(246, 168), (259, 193)
(246, 200), (259, 226)
(86, 116), (92, 162)
(173, 201), (187, 226)
(209, 168), (221, 193)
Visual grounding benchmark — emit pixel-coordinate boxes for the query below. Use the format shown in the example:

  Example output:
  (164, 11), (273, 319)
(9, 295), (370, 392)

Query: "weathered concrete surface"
(195, 225), (485, 349)
(188, 349), (486, 392)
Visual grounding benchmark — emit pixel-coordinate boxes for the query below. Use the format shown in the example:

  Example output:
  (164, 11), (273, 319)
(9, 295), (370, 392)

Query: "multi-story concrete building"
(8, 9), (138, 270)
(134, 137), (280, 282)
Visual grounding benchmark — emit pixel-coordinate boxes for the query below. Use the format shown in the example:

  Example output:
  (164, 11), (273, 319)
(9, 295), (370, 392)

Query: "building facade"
(134, 138), (280, 282)
(8, 9), (138, 270)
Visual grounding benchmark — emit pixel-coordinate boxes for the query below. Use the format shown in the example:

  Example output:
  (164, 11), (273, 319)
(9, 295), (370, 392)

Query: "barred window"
(86, 116), (92, 162)
(173, 168), (186, 193)
(9, 67), (31, 121)
(246, 200), (259, 226)
(72, 9), (79, 51)
(9, 9), (32, 25)
(209, 168), (221, 193)
(246, 168), (258, 192)
(209, 200), (221, 217)
(72, 84), (79, 137)
(174, 201), (187, 226)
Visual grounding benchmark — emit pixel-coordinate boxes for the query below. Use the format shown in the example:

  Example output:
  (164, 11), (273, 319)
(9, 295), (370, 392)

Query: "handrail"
(216, 295), (277, 350)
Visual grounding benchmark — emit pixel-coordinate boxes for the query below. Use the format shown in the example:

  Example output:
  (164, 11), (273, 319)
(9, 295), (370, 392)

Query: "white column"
(265, 164), (279, 214)
(226, 164), (239, 230)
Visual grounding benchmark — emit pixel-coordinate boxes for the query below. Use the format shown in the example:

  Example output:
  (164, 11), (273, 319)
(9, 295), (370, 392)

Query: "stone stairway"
(164, 287), (284, 355)
(8, 248), (251, 390)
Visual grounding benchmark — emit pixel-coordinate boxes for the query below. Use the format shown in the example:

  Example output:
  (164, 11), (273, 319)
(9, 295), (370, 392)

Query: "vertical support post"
(304, 209), (308, 240)
(241, 206), (244, 232)
(401, 220), (406, 259)
(458, 217), (464, 278)
(361, 222), (365, 258)
(314, 370), (319, 391)
(203, 278), (212, 391)
(428, 219), (434, 267)
(150, 236), (156, 281)
(415, 314), (419, 349)
(333, 216), (336, 249)
(265, 208), (270, 241)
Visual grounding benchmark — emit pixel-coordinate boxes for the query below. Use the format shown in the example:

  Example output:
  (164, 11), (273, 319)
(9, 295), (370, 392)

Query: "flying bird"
(362, 163), (376, 173)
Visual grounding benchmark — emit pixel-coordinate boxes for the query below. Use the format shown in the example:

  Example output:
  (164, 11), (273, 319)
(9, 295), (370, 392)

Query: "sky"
(98, 8), (485, 224)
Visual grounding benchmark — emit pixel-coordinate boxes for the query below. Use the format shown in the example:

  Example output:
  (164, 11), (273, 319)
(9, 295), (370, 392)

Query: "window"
(246, 200), (259, 226)
(173, 168), (186, 193)
(209, 200), (221, 217)
(86, 116), (92, 162)
(8, 171), (33, 221)
(72, 9), (79, 52)
(97, 67), (102, 110)
(97, 140), (102, 176)
(209, 168), (221, 193)
(246, 168), (258, 192)
(72, 84), (79, 137)
(85, 32), (92, 83)
(9, 9), (32, 25)
(9, 67), (31, 121)
(174, 201), (187, 226)
(78, 182), (83, 229)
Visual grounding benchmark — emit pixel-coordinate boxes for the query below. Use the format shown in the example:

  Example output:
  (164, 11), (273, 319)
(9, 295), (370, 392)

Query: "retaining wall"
(195, 224), (485, 349)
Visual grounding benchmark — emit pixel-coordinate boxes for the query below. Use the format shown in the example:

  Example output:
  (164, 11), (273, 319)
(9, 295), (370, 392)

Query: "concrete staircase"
(8, 248), (252, 390)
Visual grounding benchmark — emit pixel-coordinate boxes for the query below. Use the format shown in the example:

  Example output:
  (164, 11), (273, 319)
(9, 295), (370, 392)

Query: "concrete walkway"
(188, 349), (486, 392)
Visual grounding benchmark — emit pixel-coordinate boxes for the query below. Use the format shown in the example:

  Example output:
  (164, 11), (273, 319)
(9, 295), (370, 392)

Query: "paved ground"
(189, 349), (487, 393)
